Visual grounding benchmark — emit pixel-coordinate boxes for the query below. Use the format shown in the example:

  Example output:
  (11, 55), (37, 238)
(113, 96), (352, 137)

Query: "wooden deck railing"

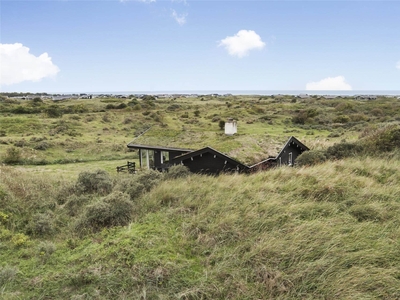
(116, 161), (136, 174)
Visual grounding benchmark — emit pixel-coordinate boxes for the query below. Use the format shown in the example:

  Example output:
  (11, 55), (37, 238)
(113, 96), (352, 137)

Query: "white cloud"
(306, 76), (352, 91)
(171, 9), (187, 25)
(396, 61), (400, 69)
(0, 43), (59, 86)
(219, 30), (266, 58)
(171, 0), (187, 4)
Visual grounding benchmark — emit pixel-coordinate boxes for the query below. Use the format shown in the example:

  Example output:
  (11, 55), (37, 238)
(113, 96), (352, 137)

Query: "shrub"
(11, 233), (29, 247)
(45, 105), (63, 118)
(296, 150), (326, 166)
(32, 97), (43, 103)
(361, 125), (400, 153)
(33, 141), (50, 151)
(218, 120), (225, 130)
(325, 142), (364, 160)
(64, 194), (91, 216)
(76, 169), (113, 195)
(55, 183), (77, 205)
(116, 103), (127, 109)
(0, 227), (12, 241)
(27, 213), (54, 236)
(0, 266), (18, 286)
(333, 115), (350, 123)
(2, 147), (22, 164)
(37, 241), (56, 258)
(114, 169), (163, 200)
(75, 192), (133, 233)
(165, 165), (190, 179)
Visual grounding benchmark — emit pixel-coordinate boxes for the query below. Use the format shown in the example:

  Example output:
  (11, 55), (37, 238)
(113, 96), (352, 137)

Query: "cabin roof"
(275, 136), (309, 158)
(127, 143), (193, 152)
(167, 146), (250, 169)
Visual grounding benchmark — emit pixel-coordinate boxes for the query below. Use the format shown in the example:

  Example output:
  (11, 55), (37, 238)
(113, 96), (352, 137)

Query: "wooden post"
(146, 150), (150, 169)
(139, 149), (142, 168)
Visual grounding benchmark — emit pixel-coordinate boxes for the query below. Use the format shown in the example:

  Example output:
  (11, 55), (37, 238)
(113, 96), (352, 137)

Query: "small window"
(288, 152), (293, 166)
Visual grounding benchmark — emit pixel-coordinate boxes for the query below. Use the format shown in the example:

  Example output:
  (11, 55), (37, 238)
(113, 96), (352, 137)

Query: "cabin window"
(288, 152), (293, 166)
(279, 157), (282, 167)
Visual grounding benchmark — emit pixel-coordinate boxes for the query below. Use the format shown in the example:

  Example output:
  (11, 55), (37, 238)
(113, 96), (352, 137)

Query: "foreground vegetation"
(1, 155), (400, 299)
(1, 94), (400, 298)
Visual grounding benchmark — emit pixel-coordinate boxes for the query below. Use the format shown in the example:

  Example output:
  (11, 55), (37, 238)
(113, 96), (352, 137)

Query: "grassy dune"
(1, 155), (400, 299)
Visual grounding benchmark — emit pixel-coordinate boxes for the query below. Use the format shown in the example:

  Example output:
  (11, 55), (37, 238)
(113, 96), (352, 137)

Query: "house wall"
(178, 152), (242, 175)
(277, 144), (305, 166)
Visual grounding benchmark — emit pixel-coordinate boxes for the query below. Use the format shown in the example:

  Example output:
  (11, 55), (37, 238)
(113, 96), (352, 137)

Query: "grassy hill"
(1, 94), (400, 298)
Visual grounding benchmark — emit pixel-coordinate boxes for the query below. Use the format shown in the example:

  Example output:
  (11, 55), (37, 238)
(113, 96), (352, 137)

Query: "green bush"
(165, 165), (190, 179)
(325, 142), (364, 160)
(0, 266), (18, 286)
(296, 150), (326, 166)
(76, 169), (113, 195)
(64, 194), (91, 216)
(37, 241), (56, 258)
(75, 192), (133, 233)
(114, 169), (163, 200)
(45, 105), (63, 118)
(27, 213), (54, 236)
(55, 183), (77, 205)
(2, 147), (22, 164)
(33, 141), (50, 151)
(361, 125), (400, 152)
(333, 115), (350, 123)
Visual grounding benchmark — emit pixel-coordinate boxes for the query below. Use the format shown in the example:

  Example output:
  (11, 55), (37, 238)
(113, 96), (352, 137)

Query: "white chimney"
(225, 118), (237, 135)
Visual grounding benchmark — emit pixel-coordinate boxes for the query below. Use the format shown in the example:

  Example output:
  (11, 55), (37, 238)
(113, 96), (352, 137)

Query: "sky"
(1, 0), (400, 93)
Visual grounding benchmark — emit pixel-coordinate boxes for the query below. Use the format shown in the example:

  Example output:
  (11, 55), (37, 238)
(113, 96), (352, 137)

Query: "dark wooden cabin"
(249, 136), (309, 172)
(164, 147), (249, 175)
(126, 136), (308, 175)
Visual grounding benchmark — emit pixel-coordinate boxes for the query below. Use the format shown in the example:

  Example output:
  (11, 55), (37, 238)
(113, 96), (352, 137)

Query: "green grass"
(1, 157), (400, 298)
(1, 94), (400, 298)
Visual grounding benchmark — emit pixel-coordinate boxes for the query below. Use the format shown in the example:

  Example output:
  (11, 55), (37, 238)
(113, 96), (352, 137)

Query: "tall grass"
(1, 156), (400, 298)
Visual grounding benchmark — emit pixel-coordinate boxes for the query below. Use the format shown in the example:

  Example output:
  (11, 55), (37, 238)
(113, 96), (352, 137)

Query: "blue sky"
(1, 0), (400, 93)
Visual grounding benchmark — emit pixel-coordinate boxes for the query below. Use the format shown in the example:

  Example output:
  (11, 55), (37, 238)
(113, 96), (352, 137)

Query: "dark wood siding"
(179, 152), (241, 175)
(277, 143), (305, 166)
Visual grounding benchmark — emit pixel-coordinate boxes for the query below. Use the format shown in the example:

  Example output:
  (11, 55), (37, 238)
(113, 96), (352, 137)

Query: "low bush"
(11, 233), (29, 247)
(0, 266), (18, 286)
(2, 147), (22, 164)
(75, 191), (133, 233)
(37, 241), (57, 258)
(361, 125), (400, 152)
(27, 212), (54, 236)
(64, 194), (91, 216)
(165, 165), (190, 179)
(296, 150), (327, 166)
(325, 142), (364, 160)
(76, 169), (113, 195)
(114, 169), (163, 200)
(34, 141), (50, 151)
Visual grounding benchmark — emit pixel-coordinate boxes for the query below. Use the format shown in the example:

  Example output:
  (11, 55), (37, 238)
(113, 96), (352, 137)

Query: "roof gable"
(276, 136), (309, 158)
(167, 146), (249, 170)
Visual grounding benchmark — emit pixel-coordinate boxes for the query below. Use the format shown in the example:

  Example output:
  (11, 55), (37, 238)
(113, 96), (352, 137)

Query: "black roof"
(127, 143), (193, 152)
(166, 146), (249, 170)
(275, 136), (309, 158)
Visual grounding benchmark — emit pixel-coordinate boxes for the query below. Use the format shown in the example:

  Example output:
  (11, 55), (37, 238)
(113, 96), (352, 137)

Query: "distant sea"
(90, 90), (400, 96)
